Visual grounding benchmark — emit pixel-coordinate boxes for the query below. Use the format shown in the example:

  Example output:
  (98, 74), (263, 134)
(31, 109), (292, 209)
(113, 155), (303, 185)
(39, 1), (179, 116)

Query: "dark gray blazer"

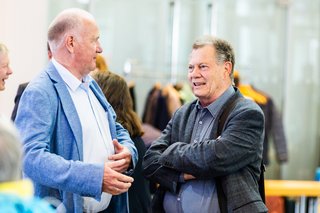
(143, 87), (268, 213)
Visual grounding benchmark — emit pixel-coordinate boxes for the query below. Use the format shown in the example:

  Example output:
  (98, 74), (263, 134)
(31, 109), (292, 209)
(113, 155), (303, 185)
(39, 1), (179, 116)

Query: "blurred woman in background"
(0, 43), (13, 91)
(93, 72), (151, 213)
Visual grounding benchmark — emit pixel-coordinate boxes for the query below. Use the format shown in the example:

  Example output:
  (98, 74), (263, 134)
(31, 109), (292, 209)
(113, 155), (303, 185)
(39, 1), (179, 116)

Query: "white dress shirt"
(52, 58), (114, 212)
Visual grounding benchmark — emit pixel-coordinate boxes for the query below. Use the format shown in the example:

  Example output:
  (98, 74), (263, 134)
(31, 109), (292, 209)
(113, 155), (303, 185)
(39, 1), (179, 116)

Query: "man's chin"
(193, 92), (202, 98)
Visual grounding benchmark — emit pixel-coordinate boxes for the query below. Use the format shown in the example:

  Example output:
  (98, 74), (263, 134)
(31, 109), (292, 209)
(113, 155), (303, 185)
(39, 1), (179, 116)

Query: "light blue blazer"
(15, 62), (138, 213)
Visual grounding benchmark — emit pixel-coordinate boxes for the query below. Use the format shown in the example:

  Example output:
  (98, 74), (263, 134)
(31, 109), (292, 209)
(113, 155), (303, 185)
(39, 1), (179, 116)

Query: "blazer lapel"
(184, 102), (197, 143)
(45, 62), (83, 158)
(89, 80), (108, 109)
(89, 81), (117, 139)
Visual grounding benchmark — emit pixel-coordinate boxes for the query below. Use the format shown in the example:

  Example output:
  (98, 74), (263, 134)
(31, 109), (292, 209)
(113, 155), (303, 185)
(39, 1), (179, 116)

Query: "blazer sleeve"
(158, 101), (265, 179)
(15, 84), (105, 199)
(142, 118), (181, 193)
(114, 119), (138, 172)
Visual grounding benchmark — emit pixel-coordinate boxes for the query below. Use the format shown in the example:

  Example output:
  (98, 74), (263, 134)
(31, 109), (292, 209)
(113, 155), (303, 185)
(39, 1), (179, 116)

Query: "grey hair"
(47, 8), (95, 52)
(192, 35), (235, 78)
(0, 116), (22, 182)
(0, 43), (9, 55)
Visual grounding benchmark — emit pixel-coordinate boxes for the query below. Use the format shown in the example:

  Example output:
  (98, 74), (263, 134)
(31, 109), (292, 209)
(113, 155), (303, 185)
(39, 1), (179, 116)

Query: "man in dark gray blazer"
(143, 35), (268, 213)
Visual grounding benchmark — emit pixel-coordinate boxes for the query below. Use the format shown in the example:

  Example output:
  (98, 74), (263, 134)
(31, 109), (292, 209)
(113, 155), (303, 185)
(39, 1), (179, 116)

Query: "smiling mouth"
(193, 82), (205, 86)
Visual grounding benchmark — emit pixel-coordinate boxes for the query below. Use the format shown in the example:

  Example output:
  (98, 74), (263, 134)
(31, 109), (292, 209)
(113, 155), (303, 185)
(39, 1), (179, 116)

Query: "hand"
(183, 173), (196, 181)
(102, 160), (134, 195)
(108, 139), (132, 173)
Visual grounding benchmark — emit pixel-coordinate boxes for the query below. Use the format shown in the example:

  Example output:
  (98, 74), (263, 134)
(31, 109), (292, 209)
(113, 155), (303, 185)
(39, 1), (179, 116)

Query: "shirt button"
(199, 121), (202, 124)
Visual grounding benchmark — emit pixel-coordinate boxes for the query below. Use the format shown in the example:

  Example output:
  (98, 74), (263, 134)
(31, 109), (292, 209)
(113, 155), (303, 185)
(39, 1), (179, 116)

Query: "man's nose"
(97, 45), (103, 54)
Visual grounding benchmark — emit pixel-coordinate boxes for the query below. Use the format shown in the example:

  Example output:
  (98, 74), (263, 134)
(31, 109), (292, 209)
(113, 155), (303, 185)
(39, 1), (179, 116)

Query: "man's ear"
(224, 61), (232, 78)
(66, 35), (75, 53)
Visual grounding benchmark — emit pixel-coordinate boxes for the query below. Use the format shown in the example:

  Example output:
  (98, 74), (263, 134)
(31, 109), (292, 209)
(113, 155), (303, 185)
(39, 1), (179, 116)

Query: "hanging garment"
(238, 84), (288, 165)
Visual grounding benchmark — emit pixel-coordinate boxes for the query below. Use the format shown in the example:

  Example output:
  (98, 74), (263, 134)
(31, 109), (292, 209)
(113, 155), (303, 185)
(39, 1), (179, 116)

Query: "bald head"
(47, 8), (96, 52)
(46, 8), (102, 80)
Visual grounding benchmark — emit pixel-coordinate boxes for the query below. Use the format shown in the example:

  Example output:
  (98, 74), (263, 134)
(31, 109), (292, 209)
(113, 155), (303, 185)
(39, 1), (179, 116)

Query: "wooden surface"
(265, 180), (320, 196)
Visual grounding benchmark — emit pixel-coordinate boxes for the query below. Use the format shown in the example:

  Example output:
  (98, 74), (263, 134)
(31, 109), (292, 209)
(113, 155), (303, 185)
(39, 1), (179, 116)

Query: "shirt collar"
(52, 57), (93, 92)
(196, 86), (235, 117)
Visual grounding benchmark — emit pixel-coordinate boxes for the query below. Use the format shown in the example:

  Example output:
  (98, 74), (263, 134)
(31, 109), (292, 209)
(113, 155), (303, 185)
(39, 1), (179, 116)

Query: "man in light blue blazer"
(15, 8), (137, 213)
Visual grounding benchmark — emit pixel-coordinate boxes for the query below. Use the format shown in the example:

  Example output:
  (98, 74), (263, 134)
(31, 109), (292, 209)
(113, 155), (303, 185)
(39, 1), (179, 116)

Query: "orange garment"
(233, 70), (267, 104)
(238, 84), (268, 105)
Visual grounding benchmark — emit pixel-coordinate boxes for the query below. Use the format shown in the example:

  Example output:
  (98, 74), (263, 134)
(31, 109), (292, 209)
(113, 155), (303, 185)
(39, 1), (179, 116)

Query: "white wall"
(0, 0), (49, 117)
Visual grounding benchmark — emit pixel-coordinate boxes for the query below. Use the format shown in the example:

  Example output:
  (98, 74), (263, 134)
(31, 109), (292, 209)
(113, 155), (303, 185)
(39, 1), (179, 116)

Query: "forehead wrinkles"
(189, 49), (215, 65)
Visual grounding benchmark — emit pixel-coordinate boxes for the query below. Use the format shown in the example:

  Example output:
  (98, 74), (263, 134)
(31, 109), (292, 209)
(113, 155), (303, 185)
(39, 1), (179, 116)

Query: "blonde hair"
(0, 43), (9, 55)
(96, 54), (108, 72)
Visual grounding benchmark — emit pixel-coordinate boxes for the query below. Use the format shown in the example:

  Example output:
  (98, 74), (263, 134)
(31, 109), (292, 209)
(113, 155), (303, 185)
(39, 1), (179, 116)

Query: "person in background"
(93, 71), (151, 213)
(94, 54), (109, 73)
(0, 117), (55, 212)
(11, 42), (52, 121)
(0, 43), (13, 91)
(142, 35), (267, 212)
(11, 82), (28, 121)
(14, 8), (137, 213)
